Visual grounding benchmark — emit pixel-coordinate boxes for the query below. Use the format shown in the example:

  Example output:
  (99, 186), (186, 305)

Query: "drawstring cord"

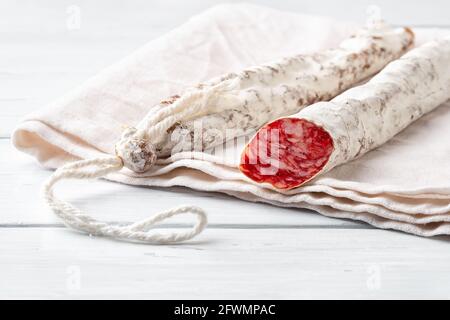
(42, 156), (207, 244)
(41, 80), (235, 244)
(138, 80), (237, 143)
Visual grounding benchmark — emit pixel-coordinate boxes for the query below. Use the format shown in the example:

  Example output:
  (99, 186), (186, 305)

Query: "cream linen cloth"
(13, 4), (450, 236)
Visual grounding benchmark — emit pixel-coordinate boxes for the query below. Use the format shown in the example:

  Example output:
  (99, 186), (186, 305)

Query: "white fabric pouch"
(13, 4), (450, 241)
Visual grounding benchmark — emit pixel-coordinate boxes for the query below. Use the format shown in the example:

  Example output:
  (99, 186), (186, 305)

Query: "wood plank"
(0, 36), (164, 137)
(2, 0), (449, 31)
(0, 227), (449, 299)
(1, 140), (361, 227)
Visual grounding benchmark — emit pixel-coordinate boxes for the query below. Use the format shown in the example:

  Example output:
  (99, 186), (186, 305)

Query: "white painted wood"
(1, 227), (449, 299)
(1, 140), (360, 227)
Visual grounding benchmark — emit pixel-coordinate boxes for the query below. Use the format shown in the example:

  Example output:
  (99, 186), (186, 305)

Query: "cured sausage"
(116, 25), (414, 173)
(240, 38), (450, 190)
(156, 25), (414, 156)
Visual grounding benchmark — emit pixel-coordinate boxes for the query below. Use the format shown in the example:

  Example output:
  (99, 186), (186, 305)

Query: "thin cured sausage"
(240, 38), (450, 189)
(116, 25), (414, 173)
(156, 26), (414, 157)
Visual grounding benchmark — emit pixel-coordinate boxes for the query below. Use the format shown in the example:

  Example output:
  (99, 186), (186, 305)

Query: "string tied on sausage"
(41, 78), (236, 245)
(42, 156), (208, 244)
(117, 80), (233, 173)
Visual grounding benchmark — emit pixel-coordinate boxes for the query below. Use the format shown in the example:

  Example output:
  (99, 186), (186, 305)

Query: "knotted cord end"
(115, 127), (157, 173)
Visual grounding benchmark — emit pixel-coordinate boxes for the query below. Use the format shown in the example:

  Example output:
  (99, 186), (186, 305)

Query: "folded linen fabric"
(13, 3), (450, 240)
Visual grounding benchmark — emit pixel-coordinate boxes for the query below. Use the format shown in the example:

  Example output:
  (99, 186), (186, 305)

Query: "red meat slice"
(239, 118), (334, 190)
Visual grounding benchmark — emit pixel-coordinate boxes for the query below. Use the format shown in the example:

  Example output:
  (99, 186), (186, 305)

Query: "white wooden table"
(2, 0), (450, 299)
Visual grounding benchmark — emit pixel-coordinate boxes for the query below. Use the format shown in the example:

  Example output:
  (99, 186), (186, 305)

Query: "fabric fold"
(13, 3), (450, 237)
